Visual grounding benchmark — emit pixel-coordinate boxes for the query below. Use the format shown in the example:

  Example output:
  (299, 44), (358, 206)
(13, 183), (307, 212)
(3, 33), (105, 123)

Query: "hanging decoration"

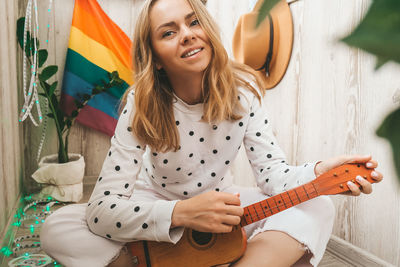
(19, 0), (42, 126)
(18, 0), (55, 163)
(19, 0), (53, 125)
(60, 0), (134, 136)
(35, 0), (55, 163)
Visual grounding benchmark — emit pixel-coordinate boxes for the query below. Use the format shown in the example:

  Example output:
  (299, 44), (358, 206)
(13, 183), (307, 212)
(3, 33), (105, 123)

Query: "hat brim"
(261, 1), (293, 89)
(232, 1), (294, 89)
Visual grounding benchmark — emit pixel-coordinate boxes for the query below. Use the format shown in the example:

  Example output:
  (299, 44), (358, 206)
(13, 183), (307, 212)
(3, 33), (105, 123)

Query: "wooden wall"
(16, 0), (400, 265)
(0, 0), (23, 240)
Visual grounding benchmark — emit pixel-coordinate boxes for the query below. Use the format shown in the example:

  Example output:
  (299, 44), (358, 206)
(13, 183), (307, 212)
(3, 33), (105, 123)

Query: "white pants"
(41, 185), (335, 267)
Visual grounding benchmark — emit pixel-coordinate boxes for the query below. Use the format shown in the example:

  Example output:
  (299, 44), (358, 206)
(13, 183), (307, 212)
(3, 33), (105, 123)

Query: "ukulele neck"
(240, 182), (319, 227)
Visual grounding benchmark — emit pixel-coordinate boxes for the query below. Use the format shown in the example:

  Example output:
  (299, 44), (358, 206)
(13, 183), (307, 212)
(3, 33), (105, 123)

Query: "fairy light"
(35, 0), (54, 163)
(1, 196), (58, 260)
(18, 0), (54, 163)
(19, 0), (42, 126)
(1, 247), (13, 257)
(12, 221), (21, 227)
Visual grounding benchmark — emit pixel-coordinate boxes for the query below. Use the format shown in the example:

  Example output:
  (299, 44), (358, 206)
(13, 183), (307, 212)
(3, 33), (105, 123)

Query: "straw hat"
(232, 0), (294, 89)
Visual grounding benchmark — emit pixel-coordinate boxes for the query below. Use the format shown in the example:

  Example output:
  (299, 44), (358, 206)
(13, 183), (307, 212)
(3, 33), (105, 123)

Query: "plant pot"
(31, 153), (85, 202)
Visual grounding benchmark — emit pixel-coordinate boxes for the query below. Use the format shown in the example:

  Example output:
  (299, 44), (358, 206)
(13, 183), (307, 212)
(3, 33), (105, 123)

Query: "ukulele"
(128, 163), (376, 267)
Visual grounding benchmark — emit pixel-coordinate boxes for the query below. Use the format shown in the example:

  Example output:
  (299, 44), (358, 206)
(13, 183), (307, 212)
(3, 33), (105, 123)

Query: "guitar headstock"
(313, 163), (376, 195)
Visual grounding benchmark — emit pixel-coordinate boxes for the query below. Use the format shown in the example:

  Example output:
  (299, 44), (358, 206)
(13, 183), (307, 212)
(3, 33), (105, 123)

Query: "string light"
(18, 0), (54, 163)
(1, 194), (60, 263)
(19, 0), (42, 126)
(7, 254), (53, 266)
(35, 0), (54, 163)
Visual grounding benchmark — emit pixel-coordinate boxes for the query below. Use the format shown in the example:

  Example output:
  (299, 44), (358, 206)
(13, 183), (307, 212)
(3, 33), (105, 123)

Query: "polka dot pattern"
(86, 86), (316, 243)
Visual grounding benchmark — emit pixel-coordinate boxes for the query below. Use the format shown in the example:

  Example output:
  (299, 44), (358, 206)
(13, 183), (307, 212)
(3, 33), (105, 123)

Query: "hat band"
(256, 14), (274, 77)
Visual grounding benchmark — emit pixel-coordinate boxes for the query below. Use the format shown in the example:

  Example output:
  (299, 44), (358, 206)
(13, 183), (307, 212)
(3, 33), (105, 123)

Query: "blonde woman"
(41, 0), (383, 266)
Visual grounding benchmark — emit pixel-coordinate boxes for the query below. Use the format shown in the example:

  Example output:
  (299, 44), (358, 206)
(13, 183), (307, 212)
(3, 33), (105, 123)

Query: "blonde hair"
(122, 0), (264, 152)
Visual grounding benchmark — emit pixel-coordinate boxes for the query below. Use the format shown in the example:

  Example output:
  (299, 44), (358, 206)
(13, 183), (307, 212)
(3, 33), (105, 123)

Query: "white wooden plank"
(0, 0), (22, 239)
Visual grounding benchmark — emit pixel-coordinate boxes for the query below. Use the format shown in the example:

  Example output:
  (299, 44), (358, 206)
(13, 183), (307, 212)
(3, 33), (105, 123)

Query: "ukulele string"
(255, 168), (367, 217)
(243, 166), (370, 225)
(201, 167), (368, 229)
(242, 189), (319, 225)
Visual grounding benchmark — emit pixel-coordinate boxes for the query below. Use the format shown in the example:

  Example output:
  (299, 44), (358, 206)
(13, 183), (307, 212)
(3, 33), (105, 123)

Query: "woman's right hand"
(171, 191), (244, 233)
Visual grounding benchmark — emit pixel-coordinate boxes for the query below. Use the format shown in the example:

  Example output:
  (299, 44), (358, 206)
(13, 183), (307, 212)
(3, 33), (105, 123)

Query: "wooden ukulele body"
(129, 225), (247, 267)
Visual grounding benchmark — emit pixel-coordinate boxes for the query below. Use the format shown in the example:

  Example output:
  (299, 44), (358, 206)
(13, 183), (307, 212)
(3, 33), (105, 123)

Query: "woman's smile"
(181, 47), (204, 59)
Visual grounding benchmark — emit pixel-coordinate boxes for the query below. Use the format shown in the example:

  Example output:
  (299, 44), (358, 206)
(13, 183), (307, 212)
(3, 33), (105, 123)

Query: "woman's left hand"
(314, 155), (383, 196)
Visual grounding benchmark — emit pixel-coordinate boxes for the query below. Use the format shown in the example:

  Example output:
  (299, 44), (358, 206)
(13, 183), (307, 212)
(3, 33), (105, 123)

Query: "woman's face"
(149, 0), (212, 78)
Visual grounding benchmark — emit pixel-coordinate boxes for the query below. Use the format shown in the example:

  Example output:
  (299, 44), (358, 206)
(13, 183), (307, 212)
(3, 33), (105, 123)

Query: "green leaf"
(38, 93), (47, 97)
(375, 56), (390, 70)
(92, 87), (101, 95)
(82, 94), (91, 101)
(17, 17), (25, 49)
(74, 99), (84, 109)
(115, 77), (124, 85)
(71, 110), (79, 118)
(24, 31), (31, 56)
(40, 65), (58, 81)
(46, 113), (55, 119)
(376, 107), (400, 183)
(28, 36), (36, 57)
(341, 0), (400, 69)
(38, 49), (48, 68)
(109, 71), (117, 79)
(256, 0), (280, 27)
(50, 93), (60, 113)
(40, 81), (51, 95)
(49, 81), (58, 97)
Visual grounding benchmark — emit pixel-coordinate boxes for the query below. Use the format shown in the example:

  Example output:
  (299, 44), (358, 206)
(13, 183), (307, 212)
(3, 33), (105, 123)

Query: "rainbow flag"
(61, 0), (133, 136)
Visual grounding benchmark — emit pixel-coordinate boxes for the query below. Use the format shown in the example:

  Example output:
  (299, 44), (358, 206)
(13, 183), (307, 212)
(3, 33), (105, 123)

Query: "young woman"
(41, 0), (383, 266)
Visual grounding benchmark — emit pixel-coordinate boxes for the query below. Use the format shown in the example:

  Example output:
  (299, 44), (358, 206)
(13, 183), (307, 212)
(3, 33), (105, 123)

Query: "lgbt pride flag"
(61, 0), (133, 136)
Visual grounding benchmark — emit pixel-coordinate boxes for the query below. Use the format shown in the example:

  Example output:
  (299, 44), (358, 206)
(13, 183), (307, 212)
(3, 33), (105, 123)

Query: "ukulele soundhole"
(192, 230), (212, 245)
(187, 230), (216, 249)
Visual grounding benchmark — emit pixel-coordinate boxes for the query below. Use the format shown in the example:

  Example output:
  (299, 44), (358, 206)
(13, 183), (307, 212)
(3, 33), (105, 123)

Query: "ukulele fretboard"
(240, 183), (319, 227)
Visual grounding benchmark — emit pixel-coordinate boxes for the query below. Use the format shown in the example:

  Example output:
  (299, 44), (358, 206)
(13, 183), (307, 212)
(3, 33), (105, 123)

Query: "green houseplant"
(17, 17), (124, 201)
(16, 17), (124, 164)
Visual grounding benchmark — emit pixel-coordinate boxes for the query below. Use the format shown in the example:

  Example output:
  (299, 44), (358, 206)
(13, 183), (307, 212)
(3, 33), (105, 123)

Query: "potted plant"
(17, 17), (124, 201)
